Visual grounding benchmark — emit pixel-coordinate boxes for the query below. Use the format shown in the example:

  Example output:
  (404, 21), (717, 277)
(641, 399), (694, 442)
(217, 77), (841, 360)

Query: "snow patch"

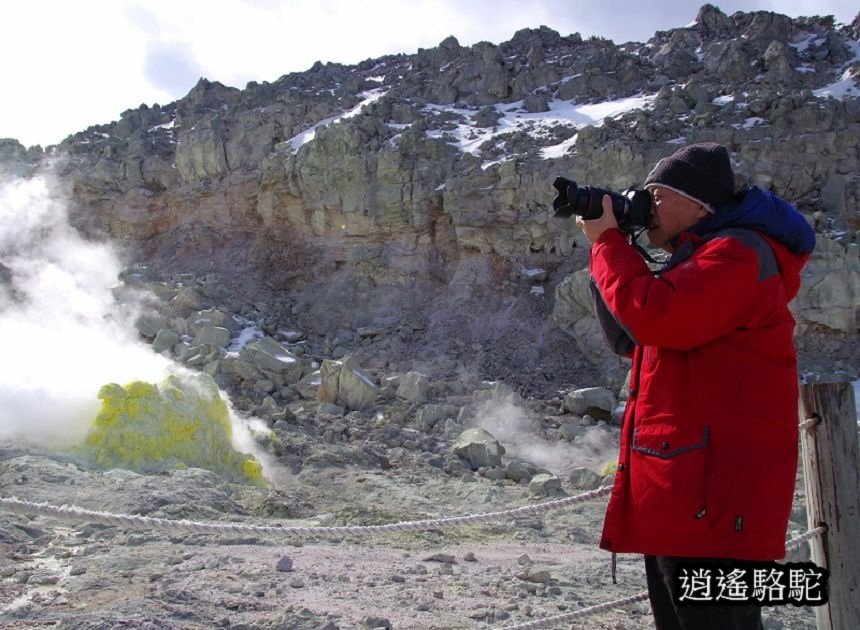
(813, 67), (860, 100)
(520, 267), (546, 278)
(731, 117), (766, 129)
(424, 93), (655, 160)
(148, 120), (175, 133)
(226, 326), (263, 355)
(288, 88), (388, 152)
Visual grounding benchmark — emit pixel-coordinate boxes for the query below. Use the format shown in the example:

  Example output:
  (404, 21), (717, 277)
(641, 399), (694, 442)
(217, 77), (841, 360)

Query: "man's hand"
(576, 195), (620, 244)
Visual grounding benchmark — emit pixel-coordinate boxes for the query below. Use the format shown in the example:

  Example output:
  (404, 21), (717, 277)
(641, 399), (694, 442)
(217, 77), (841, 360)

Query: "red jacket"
(590, 216), (811, 559)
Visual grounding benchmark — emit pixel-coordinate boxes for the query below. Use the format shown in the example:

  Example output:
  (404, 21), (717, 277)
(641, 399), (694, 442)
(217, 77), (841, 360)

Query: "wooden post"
(799, 381), (860, 630)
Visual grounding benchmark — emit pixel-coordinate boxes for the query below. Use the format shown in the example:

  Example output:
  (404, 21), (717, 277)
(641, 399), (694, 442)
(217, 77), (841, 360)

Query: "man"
(576, 142), (816, 630)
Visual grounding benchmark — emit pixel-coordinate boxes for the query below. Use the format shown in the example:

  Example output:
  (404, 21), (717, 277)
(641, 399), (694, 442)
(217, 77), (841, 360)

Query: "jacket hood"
(679, 186), (814, 299)
(688, 186), (816, 255)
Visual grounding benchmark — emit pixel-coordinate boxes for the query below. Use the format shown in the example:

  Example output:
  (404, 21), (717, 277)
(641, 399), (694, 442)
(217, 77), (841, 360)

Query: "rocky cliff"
(0, 10), (856, 626)
(3, 4), (860, 389)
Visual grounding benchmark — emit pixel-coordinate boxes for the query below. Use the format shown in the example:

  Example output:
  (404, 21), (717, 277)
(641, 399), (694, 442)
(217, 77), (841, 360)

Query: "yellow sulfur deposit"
(600, 461), (618, 477)
(84, 373), (264, 485)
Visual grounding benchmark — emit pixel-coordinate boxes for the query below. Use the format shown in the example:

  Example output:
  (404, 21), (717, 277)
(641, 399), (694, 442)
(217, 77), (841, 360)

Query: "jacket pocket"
(630, 422), (710, 521)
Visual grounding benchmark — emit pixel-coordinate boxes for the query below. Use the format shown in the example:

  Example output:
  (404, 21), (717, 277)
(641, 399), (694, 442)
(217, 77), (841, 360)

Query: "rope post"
(799, 381), (860, 630)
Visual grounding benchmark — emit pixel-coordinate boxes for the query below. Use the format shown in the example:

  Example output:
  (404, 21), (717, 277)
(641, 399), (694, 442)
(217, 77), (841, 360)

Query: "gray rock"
(119, 263), (163, 285)
(563, 387), (618, 421)
(243, 337), (303, 383)
(415, 404), (456, 431)
(360, 618), (391, 630)
(318, 359), (342, 404)
(318, 402), (346, 416)
(442, 418), (461, 437)
(397, 371), (430, 403)
(482, 466), (507, 481)
(521, 568), (552, 584)
(296, 370), (322, 400)
(171, 287), (205, 315)
(220, 355), (262, 383)
(559, 423), (587, 441)
(183, 345), (222, 368)
(135, 313), (168, 339)
(188, 308), (240, 335)
(337, 356), (380, 410)
(568, 467), (602, 490)
(505, 459), (539, 483)
(193, 326), (231, 348)
(452, 427), (506, 469)
(357, 326), (385, 338)
(522, 95), (550, 113)
(152, 328), (180, 354)
(793, 237), (860, 333)
(528, 473), (562, 496)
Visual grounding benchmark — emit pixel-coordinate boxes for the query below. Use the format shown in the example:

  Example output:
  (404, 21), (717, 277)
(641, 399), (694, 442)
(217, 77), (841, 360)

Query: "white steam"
(0, 174), (281, 483)
(472, 393), (618, 477)
(0, 175), (172, 448)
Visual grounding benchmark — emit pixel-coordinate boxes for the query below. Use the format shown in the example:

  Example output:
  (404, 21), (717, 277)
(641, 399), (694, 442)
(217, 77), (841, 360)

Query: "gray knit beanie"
(643, 142), (735, 212)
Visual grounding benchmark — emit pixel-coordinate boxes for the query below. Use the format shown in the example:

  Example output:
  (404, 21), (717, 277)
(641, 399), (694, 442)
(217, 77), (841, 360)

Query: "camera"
(552, 176), (652, 234)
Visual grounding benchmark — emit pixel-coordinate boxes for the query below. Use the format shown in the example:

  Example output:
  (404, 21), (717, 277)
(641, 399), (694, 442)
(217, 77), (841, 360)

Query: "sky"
(1, 0), (856, 149)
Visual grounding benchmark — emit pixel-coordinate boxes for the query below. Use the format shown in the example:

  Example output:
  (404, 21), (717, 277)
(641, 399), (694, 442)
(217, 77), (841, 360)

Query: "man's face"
(646, 186), (710, 251)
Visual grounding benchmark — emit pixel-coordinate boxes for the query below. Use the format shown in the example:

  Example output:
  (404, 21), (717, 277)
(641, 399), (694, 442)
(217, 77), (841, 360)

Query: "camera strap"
(629, 228), (662, 265)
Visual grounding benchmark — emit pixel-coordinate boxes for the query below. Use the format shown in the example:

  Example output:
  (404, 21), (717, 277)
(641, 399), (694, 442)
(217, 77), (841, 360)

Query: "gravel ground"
(0, 443), (820, 630)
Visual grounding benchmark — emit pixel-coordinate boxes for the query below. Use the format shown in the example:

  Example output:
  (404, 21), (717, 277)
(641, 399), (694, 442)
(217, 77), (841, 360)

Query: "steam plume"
(472, 393), (617, 476)
(0, 175), (172, 448)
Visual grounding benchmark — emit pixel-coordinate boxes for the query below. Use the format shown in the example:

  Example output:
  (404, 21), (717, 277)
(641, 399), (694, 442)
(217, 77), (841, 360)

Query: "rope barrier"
(0, 488), (828, 630)
(785, 525), (827, 550)
(0, 418), (819, 538)
(0, 416), (827, 629)
(497, 590), (651, 630)
(0, 485), (612, 539)
(496, 525), (828, 630)
(798, 416), (821, 431)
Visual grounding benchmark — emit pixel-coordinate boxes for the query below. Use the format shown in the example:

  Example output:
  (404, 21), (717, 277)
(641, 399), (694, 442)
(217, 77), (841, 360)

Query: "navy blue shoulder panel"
(709, 228), (779, 282)
(665, 227), (778, 283)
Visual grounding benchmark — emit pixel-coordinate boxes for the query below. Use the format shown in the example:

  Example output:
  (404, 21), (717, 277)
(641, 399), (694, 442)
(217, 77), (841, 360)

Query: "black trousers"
(644, 555), (764, 630)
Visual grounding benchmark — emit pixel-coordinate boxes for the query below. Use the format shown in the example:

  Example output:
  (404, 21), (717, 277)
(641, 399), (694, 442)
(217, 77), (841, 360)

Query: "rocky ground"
(1, 6), (858, 628)
(0, 444), (818, 630)
(0, 268), (826, 630)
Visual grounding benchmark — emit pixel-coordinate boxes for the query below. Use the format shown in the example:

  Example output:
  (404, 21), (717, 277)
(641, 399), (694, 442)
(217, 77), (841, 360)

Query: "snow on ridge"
(789, 33), (823, 53)
(424, 93), (656, 163)
(813, 39), (860, 100)
(148, 120), (175, 133)
(287, 88), (388, 153)
(813, 66), (860, 100)
(541, 134), (577, 159)
(284, 86), (660, 163)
